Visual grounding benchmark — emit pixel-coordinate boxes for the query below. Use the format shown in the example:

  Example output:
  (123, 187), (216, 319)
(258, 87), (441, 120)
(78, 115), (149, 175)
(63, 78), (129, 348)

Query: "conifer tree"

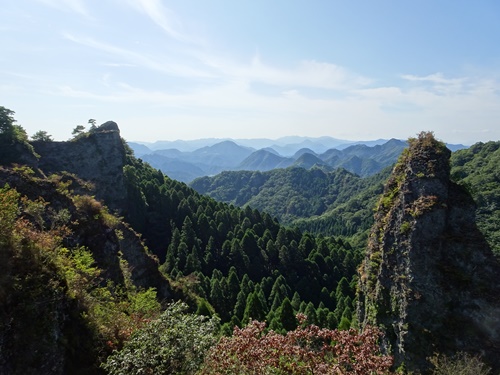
(242, 292), (266, 324)
(278, 298), (297, 331)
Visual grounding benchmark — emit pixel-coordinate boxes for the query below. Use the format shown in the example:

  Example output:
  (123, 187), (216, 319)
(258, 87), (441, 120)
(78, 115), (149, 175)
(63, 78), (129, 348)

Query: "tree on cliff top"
(0, 106), (28, 142)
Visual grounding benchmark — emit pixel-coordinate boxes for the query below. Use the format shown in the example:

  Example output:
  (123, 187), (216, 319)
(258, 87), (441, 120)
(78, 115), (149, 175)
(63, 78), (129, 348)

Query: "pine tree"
(242, 292), (266, 324)
(304, 302), (317, 326)
(233, 290), (248, 320)
(291, 291), (301, 311)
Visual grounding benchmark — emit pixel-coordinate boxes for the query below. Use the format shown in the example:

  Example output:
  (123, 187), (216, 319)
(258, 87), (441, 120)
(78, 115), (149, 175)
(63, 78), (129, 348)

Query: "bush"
(200, 313), (393, 375)
(102, 301), (219, 375)
(429, 352), (491, 375)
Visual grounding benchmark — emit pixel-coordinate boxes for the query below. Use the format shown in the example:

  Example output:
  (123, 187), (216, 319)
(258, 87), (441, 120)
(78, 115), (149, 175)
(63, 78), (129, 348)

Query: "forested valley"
(1, 106), (499, 374)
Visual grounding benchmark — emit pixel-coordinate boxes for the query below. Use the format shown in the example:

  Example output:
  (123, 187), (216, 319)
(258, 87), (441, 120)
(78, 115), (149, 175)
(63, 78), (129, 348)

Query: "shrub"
(200, 313), (393, 375)
(102, 301), (219, 375)
(429, 352), (491, 375)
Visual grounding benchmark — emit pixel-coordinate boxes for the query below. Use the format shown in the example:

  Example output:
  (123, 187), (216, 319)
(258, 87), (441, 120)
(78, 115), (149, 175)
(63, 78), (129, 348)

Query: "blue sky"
(1, 0), (500, 144)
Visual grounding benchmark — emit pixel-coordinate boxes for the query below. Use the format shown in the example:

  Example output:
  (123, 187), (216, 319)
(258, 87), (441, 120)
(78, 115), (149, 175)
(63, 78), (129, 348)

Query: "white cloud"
(198, 53), (371, 90)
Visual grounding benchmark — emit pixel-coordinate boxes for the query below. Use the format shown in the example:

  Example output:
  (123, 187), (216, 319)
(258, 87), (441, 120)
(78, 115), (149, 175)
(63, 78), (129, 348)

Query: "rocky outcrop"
(32, 121), (128, 212)
(30, 122), (172, 299)
(357, 132), (500, 373)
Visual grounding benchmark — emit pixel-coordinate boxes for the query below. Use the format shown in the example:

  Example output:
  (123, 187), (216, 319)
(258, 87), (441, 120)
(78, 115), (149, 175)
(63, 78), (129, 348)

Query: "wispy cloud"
(63, 32), (214, 79)
(401, 72), (469, 96)
(401, 72), (464, 85)
(196, 53), (371, 91)
(125, 0), (200, 44)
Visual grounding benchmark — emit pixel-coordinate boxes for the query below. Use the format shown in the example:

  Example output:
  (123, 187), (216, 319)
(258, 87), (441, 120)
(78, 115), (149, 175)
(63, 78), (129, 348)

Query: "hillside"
(192, 141), (500, 259)
(0, 166), (170, 374)
(191, 167), (375, 226)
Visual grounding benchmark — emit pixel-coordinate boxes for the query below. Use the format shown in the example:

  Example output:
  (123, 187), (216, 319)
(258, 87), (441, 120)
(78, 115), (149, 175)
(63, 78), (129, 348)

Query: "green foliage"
(0, 178), (166, 372)
(72, 124), (86, 137)
(451, 141), (500, 255)
(120, 151), (364, 332)
(0, 184), (20, 245)
(0, 106), (38, 164)
(31, 130), (53, 141)
(73, 194), (121, 228)
(192, 167), (380, 231)
(0, 106), (16, 135)
(429, 352), (491, 375)
(408, 131), (447, 154)
(102, 301), (219, 375)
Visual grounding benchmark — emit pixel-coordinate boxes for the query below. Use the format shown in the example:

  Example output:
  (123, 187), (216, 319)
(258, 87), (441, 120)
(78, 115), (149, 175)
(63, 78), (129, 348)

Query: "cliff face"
(33, 121), (128, 212)
(357, 132), (500, 373)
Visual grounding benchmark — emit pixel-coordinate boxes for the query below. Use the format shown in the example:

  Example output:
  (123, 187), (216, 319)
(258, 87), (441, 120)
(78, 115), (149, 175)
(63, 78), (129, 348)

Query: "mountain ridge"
(133, 138), (413, 182)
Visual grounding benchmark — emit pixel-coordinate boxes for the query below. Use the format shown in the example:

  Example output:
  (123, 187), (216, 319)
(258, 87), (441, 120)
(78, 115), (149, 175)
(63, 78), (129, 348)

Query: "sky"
(1, 1), (500, 144)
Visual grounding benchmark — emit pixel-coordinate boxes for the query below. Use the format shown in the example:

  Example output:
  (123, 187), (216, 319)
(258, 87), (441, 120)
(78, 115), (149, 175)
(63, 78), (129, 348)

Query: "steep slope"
(2, 117), (366, 373)
(357, 132), (500, 373)
(31, 122), (171, 299)
(294, 167), (391, 241)
(0, 165), (171, 374)
(337, 155), (381, 177)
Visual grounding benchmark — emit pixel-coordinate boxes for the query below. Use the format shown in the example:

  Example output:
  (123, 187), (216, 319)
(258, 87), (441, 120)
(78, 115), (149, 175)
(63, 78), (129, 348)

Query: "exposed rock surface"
(357, 132), (500, 373)
(32, 121), (128, 212)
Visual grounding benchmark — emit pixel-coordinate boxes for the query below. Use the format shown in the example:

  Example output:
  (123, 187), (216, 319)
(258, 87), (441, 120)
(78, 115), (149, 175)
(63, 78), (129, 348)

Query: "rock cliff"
(32, 121), (128, 212)
(357, 132), (500, 373)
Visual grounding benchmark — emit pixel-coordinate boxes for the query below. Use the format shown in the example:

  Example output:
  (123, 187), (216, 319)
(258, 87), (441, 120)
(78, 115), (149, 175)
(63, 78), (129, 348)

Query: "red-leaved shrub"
(201, 313), (393, 375)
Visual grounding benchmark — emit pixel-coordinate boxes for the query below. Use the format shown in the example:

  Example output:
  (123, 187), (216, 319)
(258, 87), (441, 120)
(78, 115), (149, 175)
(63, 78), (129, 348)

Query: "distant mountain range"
(129, 136), (466, 183)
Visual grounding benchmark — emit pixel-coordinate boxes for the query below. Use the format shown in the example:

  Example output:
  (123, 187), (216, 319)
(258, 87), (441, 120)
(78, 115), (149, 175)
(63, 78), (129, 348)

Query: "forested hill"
(2, 106), (498, 373)
(191, 167), (390, 236)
